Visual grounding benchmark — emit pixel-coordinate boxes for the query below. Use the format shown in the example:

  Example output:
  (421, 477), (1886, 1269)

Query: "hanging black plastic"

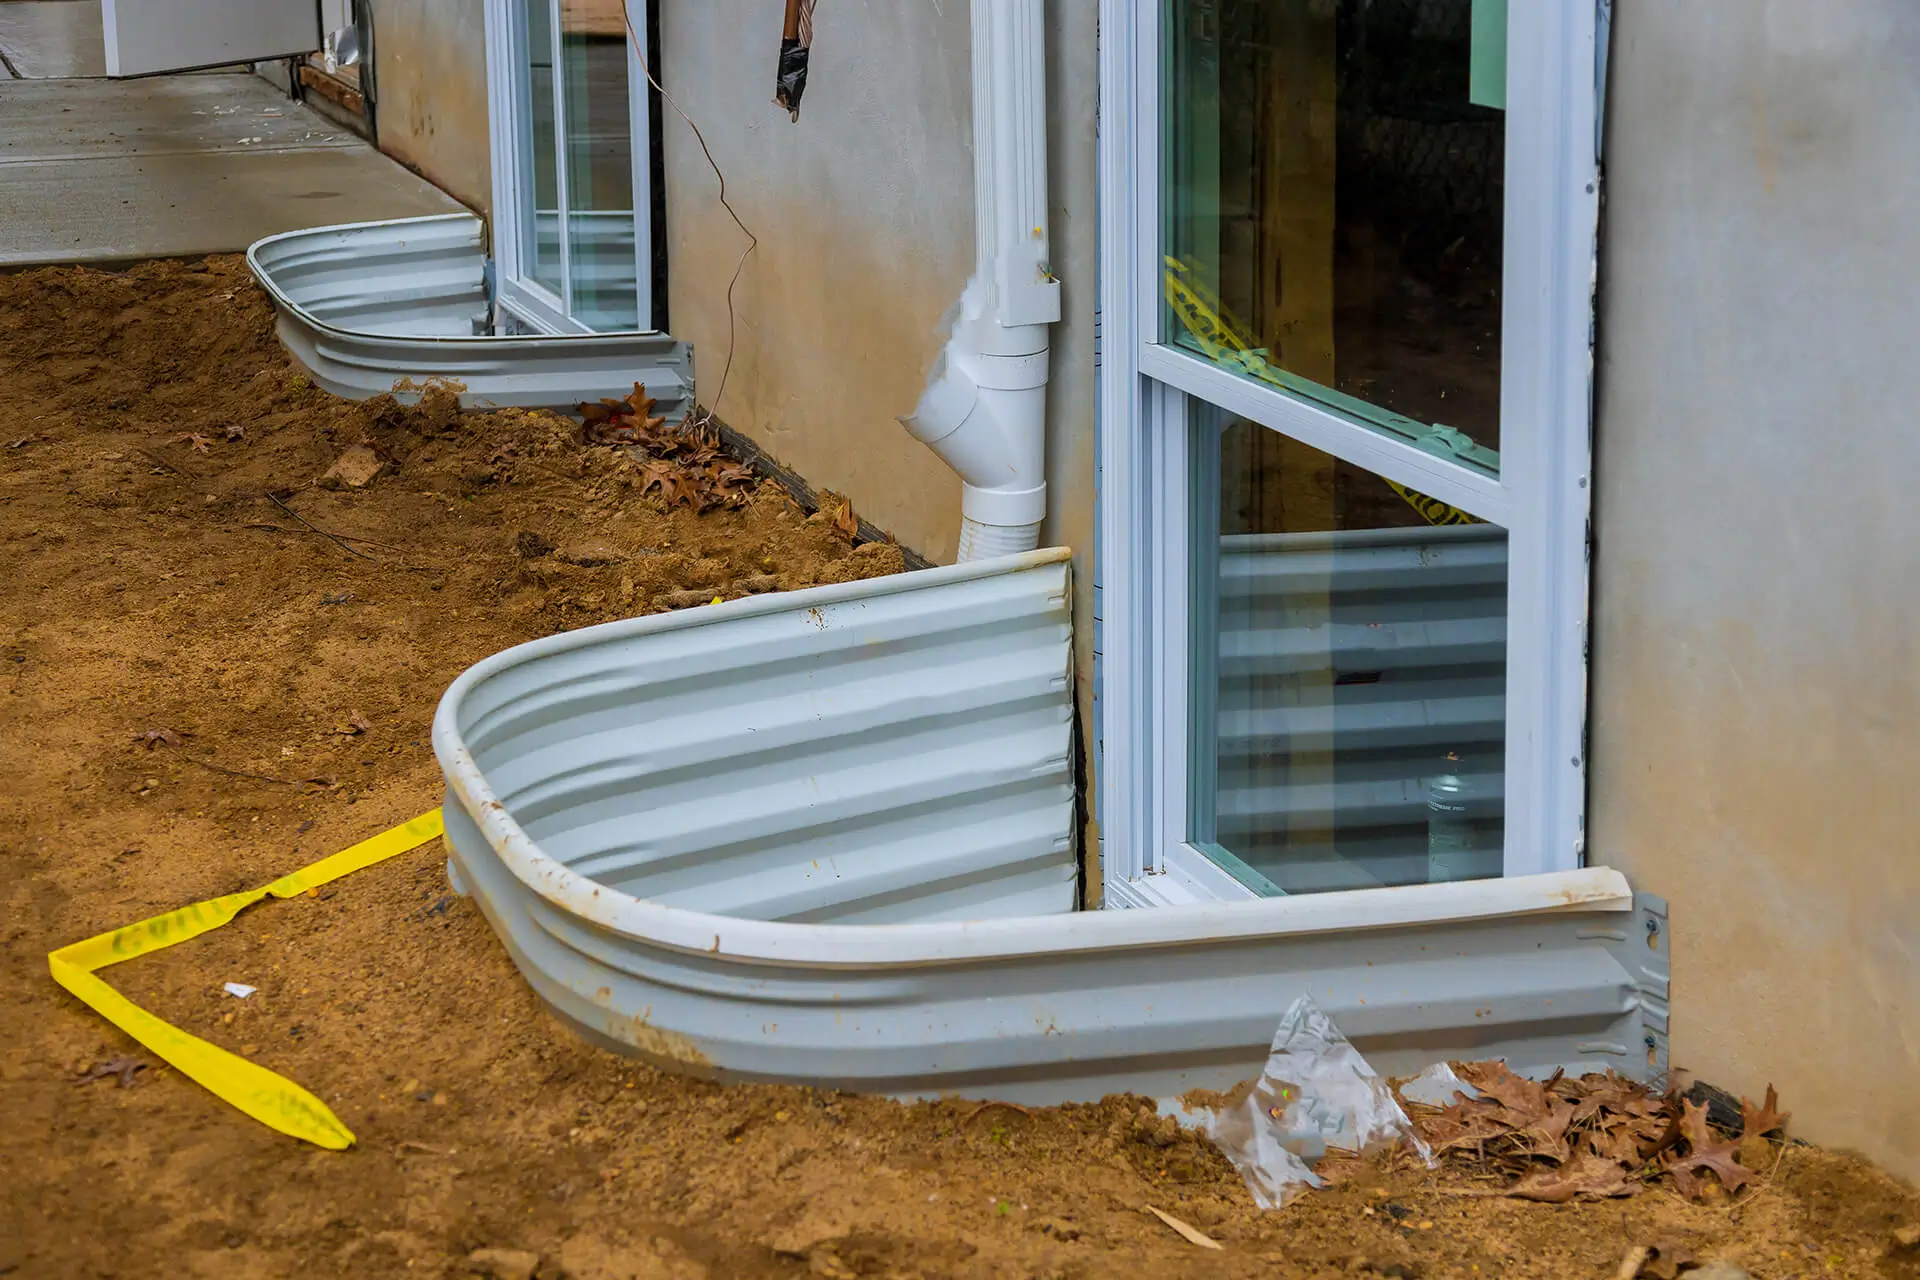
(774, 0), (817, 121)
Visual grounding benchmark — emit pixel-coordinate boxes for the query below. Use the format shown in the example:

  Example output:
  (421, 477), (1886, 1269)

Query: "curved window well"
(245, 1), (679, 411)
(246, 214), (690, 415)
(433, 551), (1668, 1099)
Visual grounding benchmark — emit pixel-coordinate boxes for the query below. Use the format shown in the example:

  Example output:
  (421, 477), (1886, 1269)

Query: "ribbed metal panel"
(246, 213), (692, 418)
(446, 550), (1078, 925)
(1214, 525), (1509, 893)
(434, 551), (1668, 1101)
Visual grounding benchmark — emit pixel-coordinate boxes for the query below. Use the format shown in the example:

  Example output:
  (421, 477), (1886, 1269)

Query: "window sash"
(484, 0), (655, 336)
(1096, 0), (1600, 906)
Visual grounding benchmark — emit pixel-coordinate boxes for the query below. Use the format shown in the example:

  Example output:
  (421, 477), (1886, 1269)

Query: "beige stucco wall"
(659, 0), (1100, 888)
(658, 0), (1096, 570)
(1590, 0), (1920, 1178)
(374, 0), (493, 213)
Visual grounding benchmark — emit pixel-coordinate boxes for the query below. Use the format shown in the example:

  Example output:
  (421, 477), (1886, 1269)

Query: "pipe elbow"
(902, 337), (1048, 533)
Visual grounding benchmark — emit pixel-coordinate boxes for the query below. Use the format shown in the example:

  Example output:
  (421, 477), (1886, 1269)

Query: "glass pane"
(1165, 0), (1505, 475)
(560, 0), (640, 331)
(522, 0), (562, 296)
(1194, 409), (1507, 895)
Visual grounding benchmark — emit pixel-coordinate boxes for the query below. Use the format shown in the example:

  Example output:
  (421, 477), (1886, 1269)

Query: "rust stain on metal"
(628, 1013), (711, 1067)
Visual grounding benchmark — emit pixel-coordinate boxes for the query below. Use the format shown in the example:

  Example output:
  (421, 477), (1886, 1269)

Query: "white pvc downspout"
(903, 0), (1061, 561)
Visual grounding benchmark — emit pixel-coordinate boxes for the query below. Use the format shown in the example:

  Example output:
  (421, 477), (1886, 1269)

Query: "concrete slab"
(0, 1), (104, 79)
(0, 71), (465, 267)
(0, 75), (358, 162)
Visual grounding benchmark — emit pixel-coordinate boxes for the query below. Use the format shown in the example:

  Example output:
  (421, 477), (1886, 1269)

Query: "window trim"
(484, 0), (656, 337)
(1096, 0), (1602, 907)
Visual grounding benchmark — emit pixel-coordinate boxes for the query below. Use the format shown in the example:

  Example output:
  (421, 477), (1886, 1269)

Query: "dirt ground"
(3, 258), (1918, 1280)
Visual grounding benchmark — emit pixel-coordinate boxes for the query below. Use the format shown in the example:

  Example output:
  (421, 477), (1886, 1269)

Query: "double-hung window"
(486, 0), (656, 335)
(1098, 0), (1601, 906)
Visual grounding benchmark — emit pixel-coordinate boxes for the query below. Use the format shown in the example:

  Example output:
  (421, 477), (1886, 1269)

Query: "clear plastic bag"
(1172, 996), (1431, 1209)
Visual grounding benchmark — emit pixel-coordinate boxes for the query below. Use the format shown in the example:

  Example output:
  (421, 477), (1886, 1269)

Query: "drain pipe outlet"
(904, 0), (1060, 562)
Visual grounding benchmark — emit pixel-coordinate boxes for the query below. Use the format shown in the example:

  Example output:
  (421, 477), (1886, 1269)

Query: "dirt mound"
(2, 258), (1916, 1278)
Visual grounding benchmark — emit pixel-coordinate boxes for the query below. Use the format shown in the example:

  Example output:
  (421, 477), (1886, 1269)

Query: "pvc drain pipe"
(903, 0), (1060, 561)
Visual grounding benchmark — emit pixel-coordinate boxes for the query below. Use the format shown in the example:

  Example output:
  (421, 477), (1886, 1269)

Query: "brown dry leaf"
(1666, 1141), (1755, 1199)
(712, 461), (755, 489)
(1664, 1100), (1756, 1200)
(638, 459), (700, 510)
(1457, 1060), (1555, 1124)
(1505, 1152), (1633, 1203)
(1411, 1064), (1778, 1204)
(171, 432), (215, 454)
(1740, 1084), (1789, 1138)
(831, 497), (859, 542)
(1586, 1123), (1649, 1166)
(579, 383), (667, 446)
(1143, 1205), (1221, 1251)
(1517, 1094), (1579, 1163)
(131, 727), (188, 749)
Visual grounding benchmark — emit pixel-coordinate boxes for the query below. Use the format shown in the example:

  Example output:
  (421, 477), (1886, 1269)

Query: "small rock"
(555, 542), (622, 567)
(316, 443), (387, 490)
(467, 1247), (539, 1280)
(513, 530), (554, 559)
(1686, 1263), (1751, 1280)
(1891, 1225), (1920, 1251)
(660, 588), (720, 610)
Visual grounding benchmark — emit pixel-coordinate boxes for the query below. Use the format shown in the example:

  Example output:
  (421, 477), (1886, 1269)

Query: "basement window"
(487, 0), (656, 335)
(1097, 0), (1600, 906)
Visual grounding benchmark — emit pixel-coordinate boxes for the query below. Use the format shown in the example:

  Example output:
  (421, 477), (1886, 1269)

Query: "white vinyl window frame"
(1095, 0), (1602, 908)
(483, 0), (655, 336)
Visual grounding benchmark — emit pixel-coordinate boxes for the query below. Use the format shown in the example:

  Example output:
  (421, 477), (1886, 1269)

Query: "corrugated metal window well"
(246, 213), (689, 416)
(432, 551), (1670, 1103)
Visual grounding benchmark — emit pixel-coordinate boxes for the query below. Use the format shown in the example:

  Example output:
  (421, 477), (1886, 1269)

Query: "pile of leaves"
(1402, 1062), (1788, 1204)
(578, 383), (756, 512)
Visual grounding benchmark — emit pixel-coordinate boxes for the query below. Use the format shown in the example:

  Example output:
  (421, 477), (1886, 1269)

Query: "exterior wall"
(374, 0), (493, 214)
(1590, 0), (1920, 1177)
(657, 0), (1097, 571)
(659, 0), (1100, 890)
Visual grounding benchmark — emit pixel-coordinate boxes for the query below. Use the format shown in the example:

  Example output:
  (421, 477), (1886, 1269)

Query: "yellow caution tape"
(1162, 255), (1480, 528)
(47, 809), (446, 1150)
(1382, 478), (1479, 526)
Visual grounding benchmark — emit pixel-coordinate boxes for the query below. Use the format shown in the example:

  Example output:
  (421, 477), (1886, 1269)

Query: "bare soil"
(3, 258), (1918, 1279)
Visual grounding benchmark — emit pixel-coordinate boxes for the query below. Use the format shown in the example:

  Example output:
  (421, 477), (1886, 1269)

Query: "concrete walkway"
(0, 3), (463, 268)
(0, 0), (104, 77)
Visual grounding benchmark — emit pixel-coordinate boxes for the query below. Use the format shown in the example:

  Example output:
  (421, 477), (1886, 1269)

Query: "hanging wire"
(621, 7), (759, 428)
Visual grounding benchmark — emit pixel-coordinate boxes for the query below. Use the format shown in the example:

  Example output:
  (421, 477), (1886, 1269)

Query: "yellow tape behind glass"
(47, 809), (446, 1149)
